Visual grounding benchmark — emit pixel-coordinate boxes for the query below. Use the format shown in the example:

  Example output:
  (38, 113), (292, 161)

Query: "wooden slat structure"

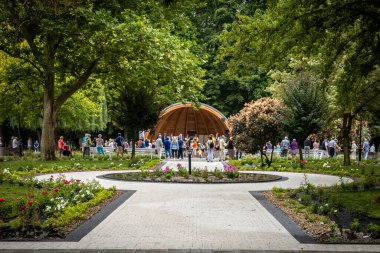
(151, 103), (231, 139)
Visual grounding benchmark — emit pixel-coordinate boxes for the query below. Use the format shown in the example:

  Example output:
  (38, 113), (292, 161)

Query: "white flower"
(334, 210), (338, 213)
(3, 168), (10, 174)
(325, 203), (328, 206)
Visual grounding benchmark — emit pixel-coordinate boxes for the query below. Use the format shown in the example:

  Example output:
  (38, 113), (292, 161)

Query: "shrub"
(366, 223), (380, 239)
(351, 218), (360, 232)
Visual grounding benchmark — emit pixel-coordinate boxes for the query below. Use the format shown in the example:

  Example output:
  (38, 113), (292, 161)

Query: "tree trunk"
(131, 130), (137, 159)
(259, 149), (265, 167)
(40, 85), (56, 160)
(342, 113), (353, 166)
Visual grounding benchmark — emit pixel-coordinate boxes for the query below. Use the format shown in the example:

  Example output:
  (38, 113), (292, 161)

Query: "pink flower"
(64, 180), (70, 185)
(75, 179), (81, 183)
(53, 188), (59, 192)
(20, 205), (26, 210)
(0, 198), (5, 203)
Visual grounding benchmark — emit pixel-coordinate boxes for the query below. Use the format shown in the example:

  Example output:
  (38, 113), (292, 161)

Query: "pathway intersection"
(0, 160), (377, 252)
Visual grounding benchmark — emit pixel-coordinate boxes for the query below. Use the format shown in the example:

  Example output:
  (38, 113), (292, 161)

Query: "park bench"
(90, 147), (164, 159)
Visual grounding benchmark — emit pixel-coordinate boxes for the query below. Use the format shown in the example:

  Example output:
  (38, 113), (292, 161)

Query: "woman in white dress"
(351, 141), (357, 160)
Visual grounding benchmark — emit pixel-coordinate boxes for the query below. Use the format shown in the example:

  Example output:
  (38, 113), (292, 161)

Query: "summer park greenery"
(0, 0), (379, 242)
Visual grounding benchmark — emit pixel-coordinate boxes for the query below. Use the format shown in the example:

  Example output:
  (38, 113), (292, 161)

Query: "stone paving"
(0, 161), (378, 252)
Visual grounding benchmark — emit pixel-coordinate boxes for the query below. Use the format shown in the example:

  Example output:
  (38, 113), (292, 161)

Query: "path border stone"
(250, 191), (316, 244)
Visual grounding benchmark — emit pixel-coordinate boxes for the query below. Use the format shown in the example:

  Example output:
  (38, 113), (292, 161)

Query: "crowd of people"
(0, 133), (377, 161)
(264, 136), (377, 160)
(153, 133), (235, 161)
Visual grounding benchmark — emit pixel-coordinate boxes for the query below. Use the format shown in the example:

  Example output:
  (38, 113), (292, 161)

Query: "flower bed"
(102, 163), (282, 183)
(267, 177), (380, 243)
(0, 169), (115, 239)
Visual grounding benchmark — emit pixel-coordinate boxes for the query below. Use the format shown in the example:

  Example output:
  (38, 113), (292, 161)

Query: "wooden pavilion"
(150, 103), (231, 142)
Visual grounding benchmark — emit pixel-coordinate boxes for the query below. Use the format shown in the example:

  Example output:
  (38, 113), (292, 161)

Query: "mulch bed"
(263, 191), (380, 244)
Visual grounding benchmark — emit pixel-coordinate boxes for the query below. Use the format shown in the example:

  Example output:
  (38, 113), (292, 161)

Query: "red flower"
(50, 175), (54, 178)
(20, 205), (26, 210)
(75, 179), (81, 183)
(53, 188), (59, 192)
(42, 191), (48, 195)
(0, 198), (5, 203)
(27, 201), (33, 206)
(64, 180), (70, 185)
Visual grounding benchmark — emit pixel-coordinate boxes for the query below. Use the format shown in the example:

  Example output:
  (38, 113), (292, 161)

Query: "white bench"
(90, 147), (163, 159)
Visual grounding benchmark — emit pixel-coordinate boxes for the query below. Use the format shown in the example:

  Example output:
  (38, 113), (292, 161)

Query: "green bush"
(366, 223), (380, 238)
(351, 218), (360, 232)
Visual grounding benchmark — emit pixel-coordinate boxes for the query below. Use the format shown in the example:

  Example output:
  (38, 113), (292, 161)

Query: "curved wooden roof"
(153, 103), (231, 137)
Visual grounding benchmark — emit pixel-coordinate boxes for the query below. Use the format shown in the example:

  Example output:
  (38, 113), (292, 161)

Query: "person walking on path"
(164, 137), (172, 159)
(155, 134), (163, 160)
(206, 135), (215, 162)
(58, 136), (65, 158)
(313, 139), (319, 159)
(290, 139), (298, 159)
(115, 133), (124, 158)
(363, 139), (370, 160)
(96, 134), (105, 155)
(178, 136), (184, 159)
(171, 137), (179, 159)
(219, 135), (226, 161)
(304, 137), (311, 158)
(351, 140), (357, 160)
(281, 136), (290, 158)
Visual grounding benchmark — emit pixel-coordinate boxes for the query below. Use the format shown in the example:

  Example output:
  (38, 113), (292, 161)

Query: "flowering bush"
(223, 164), (240, 179)
(0, 172), (113, 239)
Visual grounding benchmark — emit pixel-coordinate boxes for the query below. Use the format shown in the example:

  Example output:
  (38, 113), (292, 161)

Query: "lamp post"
(188, 148), (192, 175)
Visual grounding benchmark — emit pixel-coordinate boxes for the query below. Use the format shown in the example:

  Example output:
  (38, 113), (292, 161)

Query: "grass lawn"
(331, 189), (380, 219)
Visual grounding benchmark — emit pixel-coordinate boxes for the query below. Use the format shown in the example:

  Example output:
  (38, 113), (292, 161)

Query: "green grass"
(0, 183), (34, 202)
(331, 190), (380, 219)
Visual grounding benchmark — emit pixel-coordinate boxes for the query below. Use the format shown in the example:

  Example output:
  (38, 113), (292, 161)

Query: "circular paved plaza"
(0, 161), (377, 253)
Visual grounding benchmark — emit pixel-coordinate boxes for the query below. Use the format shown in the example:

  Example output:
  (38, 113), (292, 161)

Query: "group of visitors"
(269, 135), (377, 160)
(154, 133), (235, 162)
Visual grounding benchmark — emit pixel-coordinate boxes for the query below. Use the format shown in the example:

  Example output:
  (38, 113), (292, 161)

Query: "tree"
(106, 14), (205, 158)
(218, 0), (380, 165)
(229, 97), (284, 167)
(185, 0), (269, 116)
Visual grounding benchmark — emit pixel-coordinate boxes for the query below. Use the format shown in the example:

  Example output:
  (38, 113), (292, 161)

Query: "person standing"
(219, 135), (226, 161)
(363, 139), (370, 160)
(290, 139), (298, 159)
(83, 134), (92, 157)
(164, 137), (171, 159)
(280, 136), (290, 158)
(351, 140), (357, 160)
(27, 137), (32, 150)
(171, 137), (179, 159)
(12, 137), (18, 150)
(178, 136), (184, 159)
(115, 133), (124, 158)
(328, 138), (338, 158)
(369, 144), (376, 159)
(206, 135), (214, 162)
(313, 139), (319, 159)
(34, 140), (39, 152)
(226, 136), (234, 159)
(319, 138), (328, 159)
(155, 134), (163, 160)
(58, 136), (65, 158)
(96, 134), (105, 155)
(304, 137), (311, 159)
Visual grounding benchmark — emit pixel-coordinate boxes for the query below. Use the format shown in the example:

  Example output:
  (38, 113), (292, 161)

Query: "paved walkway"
(0, 161), (377, 252)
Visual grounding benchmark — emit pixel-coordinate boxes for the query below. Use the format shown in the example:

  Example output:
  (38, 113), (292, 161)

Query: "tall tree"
(218, 0), (380, 165)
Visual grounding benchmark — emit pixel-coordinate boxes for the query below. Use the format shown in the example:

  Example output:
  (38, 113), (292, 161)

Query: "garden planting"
(103, 163), (282, 183)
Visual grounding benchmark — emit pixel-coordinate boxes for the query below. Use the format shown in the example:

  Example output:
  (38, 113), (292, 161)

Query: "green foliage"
(351, 218), (360, 232)
(366, 223), (380, 238)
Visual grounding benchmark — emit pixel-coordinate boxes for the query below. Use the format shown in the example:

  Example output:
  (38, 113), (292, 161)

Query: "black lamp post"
(188, 148), (192, 175)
